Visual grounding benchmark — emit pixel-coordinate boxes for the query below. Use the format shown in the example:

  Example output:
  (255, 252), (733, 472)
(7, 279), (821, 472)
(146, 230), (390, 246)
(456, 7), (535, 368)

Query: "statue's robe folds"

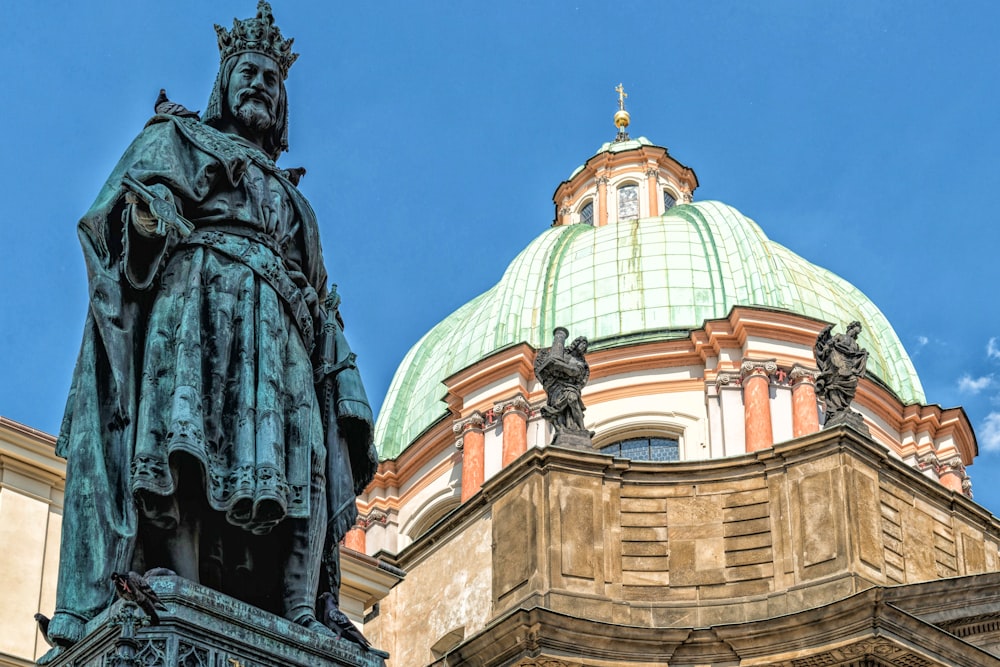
(816, 333), (868, 418)
(50, 115), (376, 643)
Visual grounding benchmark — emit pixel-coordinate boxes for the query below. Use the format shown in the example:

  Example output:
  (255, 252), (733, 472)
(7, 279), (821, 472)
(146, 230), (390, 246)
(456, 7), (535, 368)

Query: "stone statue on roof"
(815, 321), (870, 434)
(534, 327), (594, 449)
(45, 1), (378, 656)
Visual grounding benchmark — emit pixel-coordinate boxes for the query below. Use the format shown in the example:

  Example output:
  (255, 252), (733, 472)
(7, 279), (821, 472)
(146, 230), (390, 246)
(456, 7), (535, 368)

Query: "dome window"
(663, 189), (676, 212)
(618, 184), (639, 221)
(600, 436), (679, 462)
(579, 200), (594, 226)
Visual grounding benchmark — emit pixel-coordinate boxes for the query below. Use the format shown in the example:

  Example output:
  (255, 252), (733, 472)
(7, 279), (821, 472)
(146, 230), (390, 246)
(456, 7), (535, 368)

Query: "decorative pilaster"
(559, 200), (572, 226)
(596, 176), (609, 227)
(789, 364), (820, 437)
(645, 167), (659, 216)
(495, 394), (531, 467)
(454, 412), (486, 502)
(741, 359), (777, 452)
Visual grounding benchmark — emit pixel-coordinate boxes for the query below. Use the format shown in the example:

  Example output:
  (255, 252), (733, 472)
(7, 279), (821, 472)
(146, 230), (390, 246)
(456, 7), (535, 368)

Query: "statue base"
(37, 575), (387, 667)
(824, 409), (870, 436)
(551, 429), (595, 450)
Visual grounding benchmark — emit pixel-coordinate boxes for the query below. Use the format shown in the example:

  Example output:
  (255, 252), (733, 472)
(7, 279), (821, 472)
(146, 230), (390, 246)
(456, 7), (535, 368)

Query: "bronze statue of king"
(47, 1), (377, 650)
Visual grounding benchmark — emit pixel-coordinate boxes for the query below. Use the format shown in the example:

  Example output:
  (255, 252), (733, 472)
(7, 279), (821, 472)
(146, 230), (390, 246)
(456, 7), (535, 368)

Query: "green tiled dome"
(374, 201), (924, 459)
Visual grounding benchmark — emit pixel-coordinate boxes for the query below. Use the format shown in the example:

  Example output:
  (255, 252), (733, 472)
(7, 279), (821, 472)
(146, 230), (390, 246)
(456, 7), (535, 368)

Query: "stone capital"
(644, 167), (659, 178)
(357, 510), (388, 529)
(740, 358), (778, 381)
(916, 452), (939, 471)
(453, 411), (486, 448)
(937, 456), (965, 474)
(715, 372), (738, 388)
(595, 175), (610, 186)
(494, 394), (530, 417)
(789, 364), (819, 386)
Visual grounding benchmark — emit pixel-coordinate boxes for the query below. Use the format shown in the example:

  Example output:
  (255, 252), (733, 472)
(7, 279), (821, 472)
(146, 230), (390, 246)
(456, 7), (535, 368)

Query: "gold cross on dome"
(615, 83), (628, 110)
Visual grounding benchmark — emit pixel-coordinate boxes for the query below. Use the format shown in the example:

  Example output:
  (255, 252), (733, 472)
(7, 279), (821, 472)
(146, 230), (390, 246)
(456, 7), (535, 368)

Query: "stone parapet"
(376, 426), (1000, 666)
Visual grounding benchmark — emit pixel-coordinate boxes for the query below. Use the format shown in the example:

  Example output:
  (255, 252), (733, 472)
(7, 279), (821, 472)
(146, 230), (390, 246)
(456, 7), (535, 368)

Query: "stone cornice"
(434, 586), (1000, 666)
(443, 343), (536, 419)
(0, 416), (65, 492)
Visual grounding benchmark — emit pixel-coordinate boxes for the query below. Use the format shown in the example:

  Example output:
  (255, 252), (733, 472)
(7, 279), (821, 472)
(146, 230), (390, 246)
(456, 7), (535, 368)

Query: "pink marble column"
(343, 525), (366, 552)
(596, 175), (609, 227)
(741, 359), (776, 452)
(645, 167), (660, 216)
(790, 365), (820, 437)
(455, 412), (486, 502)
(496, 394), (530, 467)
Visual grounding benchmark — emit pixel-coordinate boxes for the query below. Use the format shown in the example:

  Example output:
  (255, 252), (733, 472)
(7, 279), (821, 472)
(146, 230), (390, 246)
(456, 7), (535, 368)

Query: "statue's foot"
(293, 613), (337, 638)
(46, 613), (84, 648)
(36, 646), (64, 666)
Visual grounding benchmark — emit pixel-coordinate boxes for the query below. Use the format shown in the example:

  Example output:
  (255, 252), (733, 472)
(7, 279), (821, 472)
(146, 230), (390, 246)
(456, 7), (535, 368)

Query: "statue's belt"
(180, 226), (315, 351)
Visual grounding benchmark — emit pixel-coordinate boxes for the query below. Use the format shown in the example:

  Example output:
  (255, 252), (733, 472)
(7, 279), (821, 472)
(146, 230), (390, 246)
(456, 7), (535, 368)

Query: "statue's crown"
(214, 1), (298, 79)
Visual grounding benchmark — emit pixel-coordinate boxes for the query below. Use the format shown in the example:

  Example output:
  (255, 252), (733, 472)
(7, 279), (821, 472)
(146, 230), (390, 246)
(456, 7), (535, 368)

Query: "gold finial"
(613, 83), (630, 142)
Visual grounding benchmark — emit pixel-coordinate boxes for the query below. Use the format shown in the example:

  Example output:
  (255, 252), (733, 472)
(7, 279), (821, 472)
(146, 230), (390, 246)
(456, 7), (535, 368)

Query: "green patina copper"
(374, 200), (924, 460)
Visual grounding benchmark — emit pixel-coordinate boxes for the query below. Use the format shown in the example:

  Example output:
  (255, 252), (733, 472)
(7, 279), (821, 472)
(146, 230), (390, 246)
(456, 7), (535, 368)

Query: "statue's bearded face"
(226, 52), (282, 135)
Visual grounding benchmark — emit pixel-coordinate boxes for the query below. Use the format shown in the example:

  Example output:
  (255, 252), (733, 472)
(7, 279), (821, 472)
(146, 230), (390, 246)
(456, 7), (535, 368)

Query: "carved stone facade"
(370, 429), (1000, 666)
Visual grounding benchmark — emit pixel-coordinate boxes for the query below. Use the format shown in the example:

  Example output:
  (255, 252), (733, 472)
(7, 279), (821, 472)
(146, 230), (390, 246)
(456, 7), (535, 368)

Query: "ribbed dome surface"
(375, 201), (923, 459)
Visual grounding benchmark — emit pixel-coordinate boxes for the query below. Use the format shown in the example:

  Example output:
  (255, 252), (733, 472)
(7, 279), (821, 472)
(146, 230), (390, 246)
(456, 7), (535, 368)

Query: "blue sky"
(2, 2), (999, 510)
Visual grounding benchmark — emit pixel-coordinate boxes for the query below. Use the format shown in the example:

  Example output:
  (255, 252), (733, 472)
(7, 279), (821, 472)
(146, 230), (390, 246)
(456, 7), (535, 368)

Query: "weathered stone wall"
(377, 427), (1000, 667)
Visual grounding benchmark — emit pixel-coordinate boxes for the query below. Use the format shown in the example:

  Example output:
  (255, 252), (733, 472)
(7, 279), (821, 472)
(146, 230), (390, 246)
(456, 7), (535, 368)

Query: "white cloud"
(958, 374), (993, 394)
(989, 337), (1000, 361)
(916, 335), (929, 347)
(981, 413), (1000, 453)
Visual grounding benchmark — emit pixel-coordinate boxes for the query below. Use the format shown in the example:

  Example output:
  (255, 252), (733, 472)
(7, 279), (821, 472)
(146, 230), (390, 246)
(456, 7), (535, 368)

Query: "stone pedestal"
(39, 576), (387, 667)
(824, 408), (870, 436)
(551, 429), (593, 450)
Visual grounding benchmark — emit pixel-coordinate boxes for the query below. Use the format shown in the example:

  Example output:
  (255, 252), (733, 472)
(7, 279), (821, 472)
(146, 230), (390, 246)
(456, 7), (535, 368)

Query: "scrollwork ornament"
(789, 364), (818, 386)
(495, 394), (530, 416)
(740, 358), (777, 380)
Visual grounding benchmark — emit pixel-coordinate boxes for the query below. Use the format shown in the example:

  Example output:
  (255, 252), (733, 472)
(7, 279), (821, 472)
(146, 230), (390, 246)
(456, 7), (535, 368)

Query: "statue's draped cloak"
(52, 115), (375, 639)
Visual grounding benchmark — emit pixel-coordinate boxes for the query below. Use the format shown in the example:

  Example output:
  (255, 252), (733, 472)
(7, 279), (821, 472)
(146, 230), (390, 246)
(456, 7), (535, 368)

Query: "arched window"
(600, 436), (679, 462)
(663, 189), (676, 212)
(579, 200), (594, 226)
(617, 183), (639, 221)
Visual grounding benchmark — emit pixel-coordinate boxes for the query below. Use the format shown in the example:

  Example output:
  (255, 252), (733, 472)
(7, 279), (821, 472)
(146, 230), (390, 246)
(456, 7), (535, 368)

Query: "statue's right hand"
(126, 183), (175, 238)
(127, 197), (160, 237)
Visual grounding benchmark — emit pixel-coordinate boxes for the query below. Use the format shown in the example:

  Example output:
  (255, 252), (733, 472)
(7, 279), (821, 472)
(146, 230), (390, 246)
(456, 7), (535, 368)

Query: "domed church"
(352, 91), (1000, 666)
